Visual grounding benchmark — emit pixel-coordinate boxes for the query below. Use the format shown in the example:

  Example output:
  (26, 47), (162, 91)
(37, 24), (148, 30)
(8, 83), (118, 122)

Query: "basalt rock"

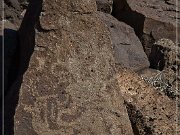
(112, 0), (180, 57)
(96, 0), (113, 14)
(149, 38), (179, 70)
(117, 67), (178, 135)
(148, 38), (180, 99)
(98, 12), (150, 71)
(13, 0), (134, 134)
(4, 0), (29, 27)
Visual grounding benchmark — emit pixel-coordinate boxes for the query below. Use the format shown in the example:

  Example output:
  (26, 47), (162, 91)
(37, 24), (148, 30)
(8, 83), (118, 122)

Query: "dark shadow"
(4, 29), (19, 97)
(4, 0), (43, 134)
(125, 102), (154, 135)
(0, 28), (19, 135)
(111, 0), (145, 38)
(0, 33), (2, 135)
(149, 45), (165, 71)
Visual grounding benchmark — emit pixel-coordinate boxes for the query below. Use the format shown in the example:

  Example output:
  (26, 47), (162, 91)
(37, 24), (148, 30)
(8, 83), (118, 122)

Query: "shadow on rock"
(0, 28), (19, 134)
(4, 0), (43, 134)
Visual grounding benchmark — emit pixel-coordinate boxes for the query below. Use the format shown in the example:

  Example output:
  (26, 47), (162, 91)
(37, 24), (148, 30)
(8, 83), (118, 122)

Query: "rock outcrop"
(98, 12), (150, 71)
(3, 0), (179, 135)
(145, 38), (180, 99)
(12, 0), (134, 134)
(149, 38), (179, 70)
(4, 0), (28, 27)
(112, 0), (180, 57)
(117, 67), (178, 135)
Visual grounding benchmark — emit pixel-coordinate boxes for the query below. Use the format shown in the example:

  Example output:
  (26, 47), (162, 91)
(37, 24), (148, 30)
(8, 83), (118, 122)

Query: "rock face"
(4, 0), (114, 27)
(96, 0), (113, 13)
(148, 38), (180, 99)
(112, 0), (180, 56)
(13, 0), (134, 134)
(149, 38), (179, 70)
(4, 0), (28, 27)
(117, 67), (178, 135)
(98, 12), (149, 71)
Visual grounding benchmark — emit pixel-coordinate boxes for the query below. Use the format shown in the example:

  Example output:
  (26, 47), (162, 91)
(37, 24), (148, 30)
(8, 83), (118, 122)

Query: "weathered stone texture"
(112, 0), (180, 56)
(96, 0), (113, 14)
(14, 0), (133, 134)
(117, 67), (178, 135)
(98, 12), (149, 71)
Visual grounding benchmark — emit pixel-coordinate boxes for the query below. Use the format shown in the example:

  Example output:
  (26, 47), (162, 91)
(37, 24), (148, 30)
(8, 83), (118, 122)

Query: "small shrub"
(141, 72), (178, 99)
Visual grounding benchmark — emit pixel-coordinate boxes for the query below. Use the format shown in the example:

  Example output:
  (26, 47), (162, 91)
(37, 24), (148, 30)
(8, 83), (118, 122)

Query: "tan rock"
(117, 67), (178, 135)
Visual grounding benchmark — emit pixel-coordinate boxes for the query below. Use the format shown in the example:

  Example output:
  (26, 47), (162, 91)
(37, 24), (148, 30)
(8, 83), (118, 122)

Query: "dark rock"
(13, 0), (134, 134)
(96, 0), (113, 13)
(150, 38), (180, 70)
(149, 38), (177, 70)
(4, 0), (29, 27)
(4, 1), (42, 134)
(148, 38), (180, 99)
(112, 0), (180, 57)
(98, 12), (150, 71)
(6, 0), (20, 10)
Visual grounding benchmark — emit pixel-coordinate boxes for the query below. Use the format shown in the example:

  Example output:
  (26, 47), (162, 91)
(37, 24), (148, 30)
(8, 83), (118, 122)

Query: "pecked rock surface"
(4, 0), (113, 27)
(98, 12), (149, 71)
(116, 67), (178, 135)
(13, 0), (134, 134)
(112, 0), (180, 56)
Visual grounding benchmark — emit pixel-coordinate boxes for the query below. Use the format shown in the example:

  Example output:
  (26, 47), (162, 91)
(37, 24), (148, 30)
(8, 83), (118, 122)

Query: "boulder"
(112, 0), (180, 57)
(149, 38), (179, 70)
(117, 67), (178, 135)
(96, 0), (113, 14)
(12, 0), (134, 134)
(148, 38), (180, 99)
(98, 12), (150, 71)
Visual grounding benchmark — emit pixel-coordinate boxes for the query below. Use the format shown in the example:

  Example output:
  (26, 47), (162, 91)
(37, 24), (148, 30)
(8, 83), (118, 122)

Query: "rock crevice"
(111, 0), (179, 59)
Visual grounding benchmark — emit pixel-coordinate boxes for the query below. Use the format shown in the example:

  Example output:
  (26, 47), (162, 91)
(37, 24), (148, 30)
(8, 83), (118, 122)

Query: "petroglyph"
(14, 0), (134, 134)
